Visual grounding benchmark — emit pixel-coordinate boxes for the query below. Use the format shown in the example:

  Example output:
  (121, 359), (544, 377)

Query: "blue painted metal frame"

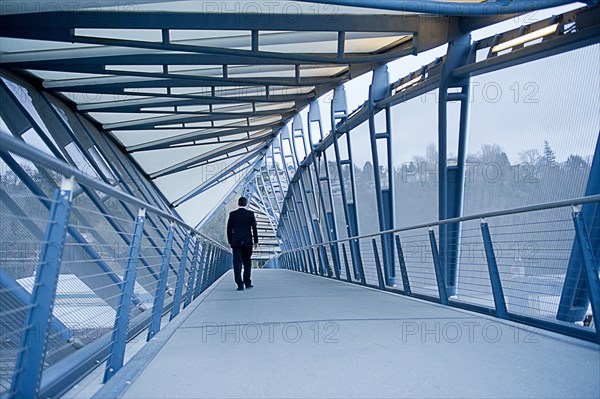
(372, 239), (385, 290)
(367, 65), (396, 287)
(572, 209), (600, 343)
(103, 208), (146, 383)
(558, 133), (600, 322)
(184, 238), (200, 308)
(330, 86), (365, 283)
(170, 233), (191, 321)
(10, 179), (73, 399)
(428, 228), (449, 305)
(201, 244), (213, 292)
(341, 243), (352, 282)
(307, 101), (341, 278)
(480, 220), (508, 319)
(147, 223), (175, 342)
(193, 242), (207, 299)
(394, 235), (412, 295)
(0, 81), (166, 295)
(437, 33), (472, 297)
(0, 150), (141, 306)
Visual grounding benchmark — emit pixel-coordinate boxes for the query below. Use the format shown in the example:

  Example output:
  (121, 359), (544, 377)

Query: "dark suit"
(227, 207), (258, 288)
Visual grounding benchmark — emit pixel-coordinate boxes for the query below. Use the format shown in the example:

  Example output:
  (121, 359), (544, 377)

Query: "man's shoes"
(236, 286), (244, 291)
(245, 284), (253, 289)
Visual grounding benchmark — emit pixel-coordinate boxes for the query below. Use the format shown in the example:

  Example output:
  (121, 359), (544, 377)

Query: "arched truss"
(257, 3), (599, 330)
(3, 0), (590, 227)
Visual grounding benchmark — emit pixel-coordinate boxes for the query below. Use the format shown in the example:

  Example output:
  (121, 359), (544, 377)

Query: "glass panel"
(347, 119), (378, 236)
(391, 89), (440, 228)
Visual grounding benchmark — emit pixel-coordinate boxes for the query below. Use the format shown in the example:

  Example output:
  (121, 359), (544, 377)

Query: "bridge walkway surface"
(94, 269), (600, 399)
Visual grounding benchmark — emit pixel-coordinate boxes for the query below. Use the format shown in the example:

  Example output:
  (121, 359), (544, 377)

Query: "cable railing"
(271, 194), (600, 344)
(0, 133), (233, 398)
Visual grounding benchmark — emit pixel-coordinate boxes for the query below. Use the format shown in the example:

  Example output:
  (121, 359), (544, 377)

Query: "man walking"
(226, 197), (258, 290)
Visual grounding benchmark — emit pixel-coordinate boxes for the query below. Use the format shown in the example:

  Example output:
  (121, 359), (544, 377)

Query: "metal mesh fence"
(277, 197), (598, 342)
(0, 143), (232, 397)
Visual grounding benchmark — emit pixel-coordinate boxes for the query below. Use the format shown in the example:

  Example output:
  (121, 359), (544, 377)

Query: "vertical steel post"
(572, 208), (600, 343)
(341, 243), (352, 282)
(202, 245), (214, 290)
(428, 228), (449, 305)
(372, 239), (385, 290)
(395, 235), (412, 295)
(170, 232), (191, 321)
(437, 34), (473, 297)
(193, 242), (207, 298)
(355, 238), (367, 286)
(480, 220), (508, 319)
(367, 65), (396, 287)
(11, 178), (74, 399)
(330, 243), (341, 280)
(103, 208), (146, 383)
(330, 86), (364, 282)
(147, 223), (175, 341)
(558, 135), (600, 322)
(200, 243), (212, 291)
(308, 100), (341, 278)
(184, 238), (200, 308)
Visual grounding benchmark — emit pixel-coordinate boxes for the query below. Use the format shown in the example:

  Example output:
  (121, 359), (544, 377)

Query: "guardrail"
(0, 133), (232, 398)
(271, 194), (600, 344)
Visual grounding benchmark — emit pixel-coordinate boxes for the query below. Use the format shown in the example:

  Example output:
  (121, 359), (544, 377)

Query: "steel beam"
(10, 178), (74, 399)
(103, 208), (146, 383)
(558, 132), (600, 322)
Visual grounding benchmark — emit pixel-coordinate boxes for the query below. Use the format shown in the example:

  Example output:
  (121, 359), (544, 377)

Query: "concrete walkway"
(96, 269), (600, 398)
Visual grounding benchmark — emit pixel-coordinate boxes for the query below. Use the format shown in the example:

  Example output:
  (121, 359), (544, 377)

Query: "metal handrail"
(278, 194), (600, 253)
(0, 133), (230, 252)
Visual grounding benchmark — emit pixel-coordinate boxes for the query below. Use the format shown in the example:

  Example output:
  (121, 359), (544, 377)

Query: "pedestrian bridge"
(91, 269), (598, 398)
(0, 1), (599, 398)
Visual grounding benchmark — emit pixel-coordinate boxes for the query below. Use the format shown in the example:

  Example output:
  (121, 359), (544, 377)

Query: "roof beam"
(149, 131), (275, 178)
(128, 121), (286, 152)
(77, 92), (314, 112)
(172, 150), (266, 207)
(103, 108), (295, 130)
(0, 11), (421, 33)
(65, 34), (411, 65)
(43, 71), (346, 91)
(0, 32), (396, 64)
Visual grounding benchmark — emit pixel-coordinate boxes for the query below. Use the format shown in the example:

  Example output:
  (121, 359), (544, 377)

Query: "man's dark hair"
(238, 197), (248, 207)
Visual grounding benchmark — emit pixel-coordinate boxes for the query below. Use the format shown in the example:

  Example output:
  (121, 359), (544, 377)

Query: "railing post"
(103, 207), (146, 383)
(184, 238), (200, 308)
(480, 219), (508, 319)
(147, 222), (175, 341)
(300, 250), (309, 273)
(170, 232), (191, 321)
(341, 243), (352, 283)
(395, 235), (412, 295)
(11, 178), (74, 399)
(202, 245), (214, 290)
(372, 239), (385, 290)
(572, 207), (600, 343)
(330, 243), (341, 280)
(428, 228), (449, 305)
(209, 247), (218, 284)
(201, 244), (212, 291)
(355, 238), (367, 286)
(193, 241), (207, 299)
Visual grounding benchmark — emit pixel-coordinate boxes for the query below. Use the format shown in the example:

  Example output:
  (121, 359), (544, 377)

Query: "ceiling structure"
(0, 0), (578, 225)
